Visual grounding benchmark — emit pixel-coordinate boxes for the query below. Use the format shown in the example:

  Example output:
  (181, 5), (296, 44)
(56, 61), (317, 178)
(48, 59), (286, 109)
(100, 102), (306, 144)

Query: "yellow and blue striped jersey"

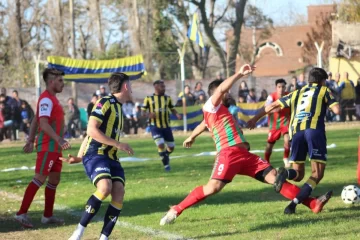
(142, 94), (174, 128)
(84, 96), (123, 160)
(277, 83), (338, 139)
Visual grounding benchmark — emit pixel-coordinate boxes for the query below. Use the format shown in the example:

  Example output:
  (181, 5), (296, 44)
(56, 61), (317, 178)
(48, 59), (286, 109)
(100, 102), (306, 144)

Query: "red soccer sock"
(17, 178), (43, 215)
(283, 147), (290, 159)
(173, 186), (206, 215)
(44, 182), (58, 217)
(280, 181), (316, 211)
(264, 151), (271, 162)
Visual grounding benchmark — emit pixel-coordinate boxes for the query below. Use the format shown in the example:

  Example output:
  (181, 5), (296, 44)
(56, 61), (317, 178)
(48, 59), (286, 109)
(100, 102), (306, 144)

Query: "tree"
(338, 0), (360, 23)
(302, 11), (333, 69)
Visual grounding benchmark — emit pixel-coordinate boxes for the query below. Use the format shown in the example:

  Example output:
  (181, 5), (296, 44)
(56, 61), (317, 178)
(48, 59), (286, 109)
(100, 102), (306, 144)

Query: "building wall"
(329, 57), (360, 83)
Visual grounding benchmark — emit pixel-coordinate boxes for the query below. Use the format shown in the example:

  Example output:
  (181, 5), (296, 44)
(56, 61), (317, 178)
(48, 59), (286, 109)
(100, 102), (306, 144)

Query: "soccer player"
(248, 67), (340, 214)
(15, 68), (71, 228)
(68, 73), (134, 240)
(142, 80), (182, 171)
(264, 79), (291, 167)
(160, 65), (333, 225)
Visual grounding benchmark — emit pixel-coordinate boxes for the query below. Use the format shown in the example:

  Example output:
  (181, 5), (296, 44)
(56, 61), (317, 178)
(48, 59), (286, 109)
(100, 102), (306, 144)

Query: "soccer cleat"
(164, 165), (171, 172)
(274, 167), (287, 193)
(284, 204), (296, 214)
(160, 208), (178, 225)
(41, 215), (64, 224)
(14, 213), (34, 228)
(99, 234), (108, 240)
(283, 158), (291, 168)
(312, 190), (333, 214)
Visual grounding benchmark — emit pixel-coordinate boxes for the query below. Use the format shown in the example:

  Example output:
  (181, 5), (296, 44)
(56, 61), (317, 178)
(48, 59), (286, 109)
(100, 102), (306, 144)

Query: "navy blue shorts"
(83, 155), (125, 186)
(290, 129), (327, 164)
(150, 126), (174, 143)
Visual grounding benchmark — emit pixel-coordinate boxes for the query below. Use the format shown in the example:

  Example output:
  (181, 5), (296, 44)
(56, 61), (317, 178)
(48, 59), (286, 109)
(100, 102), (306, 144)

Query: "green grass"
(1, 128), (360, 239)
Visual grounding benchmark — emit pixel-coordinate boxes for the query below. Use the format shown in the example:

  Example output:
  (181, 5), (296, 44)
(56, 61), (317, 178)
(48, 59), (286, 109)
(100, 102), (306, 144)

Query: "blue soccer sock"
(79, 191), (105, 227)
(101, 201), (122, 237)
(159, 151), (169, 166)
(287, 169), (299, 180)
(291, 178), (317, 206)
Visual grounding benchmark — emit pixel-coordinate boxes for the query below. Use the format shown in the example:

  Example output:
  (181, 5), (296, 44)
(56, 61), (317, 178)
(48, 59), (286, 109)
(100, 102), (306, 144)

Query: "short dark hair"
(12, 90), (18, 95)
(42, 68), (64, 83)
(275, 79), (286, 86)
(208, 80), (223, 96)
(153, 80), (164, 86)
(0, 94), (5, 98)
(108, 72), (129, 94)
(308, 67), (328, 84)
(195, 82), (202, 88)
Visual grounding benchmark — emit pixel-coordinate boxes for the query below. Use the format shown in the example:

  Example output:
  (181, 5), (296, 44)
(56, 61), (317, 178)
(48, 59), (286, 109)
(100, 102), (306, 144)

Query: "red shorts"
(35, 151), (63, 176)
(267, 127), (288, 144)
(210, 146), (270, 182)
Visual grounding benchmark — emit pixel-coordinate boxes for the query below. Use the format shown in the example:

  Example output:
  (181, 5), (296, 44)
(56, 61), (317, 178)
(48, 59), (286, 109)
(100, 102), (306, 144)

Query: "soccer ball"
(341, 185), (360, 204)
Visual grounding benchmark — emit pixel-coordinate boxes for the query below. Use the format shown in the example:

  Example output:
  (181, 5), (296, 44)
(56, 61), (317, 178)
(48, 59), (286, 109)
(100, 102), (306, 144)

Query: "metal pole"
(33, 55), (41, 100)
(177, 48), (187, 132)
(69, 0), (77, 104)
(314, 41), (324, 68)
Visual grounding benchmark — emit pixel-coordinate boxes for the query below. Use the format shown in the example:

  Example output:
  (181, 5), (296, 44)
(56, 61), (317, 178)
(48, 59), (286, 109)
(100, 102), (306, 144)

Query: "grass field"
(1, 127), (360, 240)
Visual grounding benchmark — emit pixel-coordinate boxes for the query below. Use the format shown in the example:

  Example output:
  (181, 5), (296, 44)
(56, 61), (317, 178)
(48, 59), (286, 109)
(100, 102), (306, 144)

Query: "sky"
(247, 0), (337, 25)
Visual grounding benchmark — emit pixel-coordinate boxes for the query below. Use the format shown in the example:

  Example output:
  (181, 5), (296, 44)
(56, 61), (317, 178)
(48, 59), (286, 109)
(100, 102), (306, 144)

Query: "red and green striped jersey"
(35, 90), (65, 153)
(203, 97), (246, 152)
(266, 92), (290, 130)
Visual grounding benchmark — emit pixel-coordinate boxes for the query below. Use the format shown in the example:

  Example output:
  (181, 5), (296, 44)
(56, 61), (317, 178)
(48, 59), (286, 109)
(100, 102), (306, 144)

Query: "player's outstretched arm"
(330, 103), (340, 115)
(23, 117), (38, 153)
(211, 64), (255, 107)
(183, 120), (206, 148)
(247, 101), (281, 129)
(59, 136), (88, 164)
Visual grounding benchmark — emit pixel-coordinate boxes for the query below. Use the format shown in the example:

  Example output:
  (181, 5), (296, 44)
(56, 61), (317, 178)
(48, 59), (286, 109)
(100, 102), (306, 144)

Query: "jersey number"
(298, 89), (314, 112)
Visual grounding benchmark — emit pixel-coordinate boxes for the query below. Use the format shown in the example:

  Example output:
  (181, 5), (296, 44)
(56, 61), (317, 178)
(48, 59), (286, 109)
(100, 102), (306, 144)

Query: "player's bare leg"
(283, 134), (291, 168)
(264, 142), (274, 163)
(160, 179), (226, 225)
(99, 181), (125, 240)
(42, 172), (64, 224)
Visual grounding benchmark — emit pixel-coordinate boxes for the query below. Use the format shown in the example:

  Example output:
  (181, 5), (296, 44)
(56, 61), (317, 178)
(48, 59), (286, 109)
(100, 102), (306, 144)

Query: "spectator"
(215, 72), (224, 81)
(238, 96), (246, 103)
(246, 88), (258, 103)
(11, 90), (23, 140)
(325, 72), (338, 122)
(287, 76), (299, 92)
(122, 100), (135, 134)
(20, 101), (31, 139)
(87, 94), (98, 118)
(99, 85), (108, 97)
(0, 94), (12, 140)
(297, 73), (307, 88)
(64, 97), (80, 138)
(356, 78), (360, 120)
(228, 97), (241, 125)
(177, 85), (195, 106)
(193, 82), (207, 101)
(259, 89), (268, 102)
(238, 81), (249, 100)
(336, 72), (356, 121)
(0, 102), (5, 141)
(133, 102), (142, 135)
(0, 87), (13, 106)
(195, 94), (206, 105)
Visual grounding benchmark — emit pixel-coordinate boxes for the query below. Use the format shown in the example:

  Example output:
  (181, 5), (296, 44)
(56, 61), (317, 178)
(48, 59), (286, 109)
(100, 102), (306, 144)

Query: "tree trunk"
(227, 0), (247, 77)
(95, 0), (105, 52)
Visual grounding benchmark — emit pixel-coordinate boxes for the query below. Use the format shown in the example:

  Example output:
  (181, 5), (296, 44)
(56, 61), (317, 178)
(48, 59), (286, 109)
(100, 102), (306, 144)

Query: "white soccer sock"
(75, 223), (85, 236)
(99, 234), (108, 240)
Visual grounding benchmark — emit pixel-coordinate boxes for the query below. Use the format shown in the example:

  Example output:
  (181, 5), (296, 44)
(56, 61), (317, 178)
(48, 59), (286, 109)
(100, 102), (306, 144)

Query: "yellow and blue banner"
(47, 55), (145, 83)
(187, 13), (204, 48)
(170, 102), (267, 131)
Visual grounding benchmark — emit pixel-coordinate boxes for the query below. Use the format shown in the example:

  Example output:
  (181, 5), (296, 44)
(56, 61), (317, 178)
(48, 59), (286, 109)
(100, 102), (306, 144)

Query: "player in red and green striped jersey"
(15, 68), (71, 228)
(264, 79), (291, 167)
(159, 65), (333, 225)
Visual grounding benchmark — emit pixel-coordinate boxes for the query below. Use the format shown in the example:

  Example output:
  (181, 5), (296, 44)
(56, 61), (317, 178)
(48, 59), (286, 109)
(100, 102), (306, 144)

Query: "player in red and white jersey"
(15, 68), (71, 228)
(160, 65), (333, 225)
(264, 79), (291, 167)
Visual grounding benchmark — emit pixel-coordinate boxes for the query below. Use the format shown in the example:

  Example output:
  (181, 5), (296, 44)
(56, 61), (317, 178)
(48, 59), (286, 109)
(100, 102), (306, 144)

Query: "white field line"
(0, 144), (337, 172)
(0, 190), (191, 240)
